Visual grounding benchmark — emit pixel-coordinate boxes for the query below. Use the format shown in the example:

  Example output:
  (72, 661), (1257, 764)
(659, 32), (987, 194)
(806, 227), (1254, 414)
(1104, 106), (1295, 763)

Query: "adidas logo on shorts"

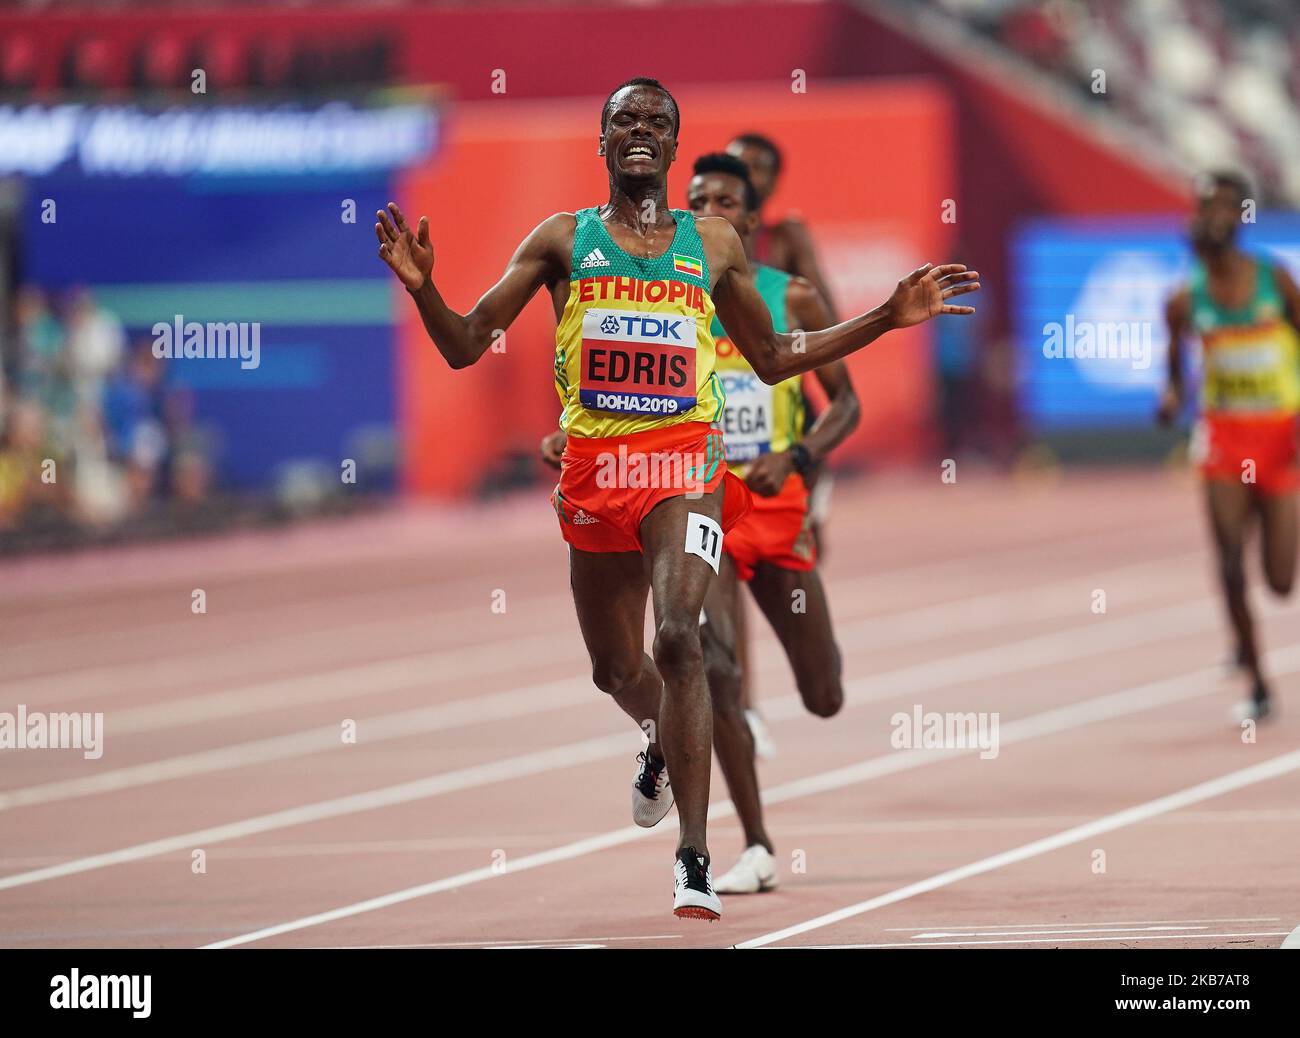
(573, 509), (600, 525)
(579, 248), (612, 270)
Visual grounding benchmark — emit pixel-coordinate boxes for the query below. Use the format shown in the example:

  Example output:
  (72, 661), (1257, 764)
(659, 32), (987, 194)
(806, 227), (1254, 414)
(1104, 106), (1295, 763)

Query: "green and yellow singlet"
(554, 207), (725, 439)
(1191, 256), (1300, 418)
(711, 263), (805, 477)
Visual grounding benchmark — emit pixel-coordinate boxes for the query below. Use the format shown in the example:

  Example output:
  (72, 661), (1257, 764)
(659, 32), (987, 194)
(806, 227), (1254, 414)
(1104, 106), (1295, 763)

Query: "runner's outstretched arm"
(707, 220), (979, 385)
(376, 202), (569, 370)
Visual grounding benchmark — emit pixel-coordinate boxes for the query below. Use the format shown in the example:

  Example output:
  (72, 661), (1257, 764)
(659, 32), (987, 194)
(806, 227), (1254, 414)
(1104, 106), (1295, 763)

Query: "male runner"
(543, 152), (859, 893)
(690, 153), (859, 892)
(726, 132), (837, 317)
(377, 76), (980, 919)
(726, 132), (840, 755)
(1158, 171), (1300, 721)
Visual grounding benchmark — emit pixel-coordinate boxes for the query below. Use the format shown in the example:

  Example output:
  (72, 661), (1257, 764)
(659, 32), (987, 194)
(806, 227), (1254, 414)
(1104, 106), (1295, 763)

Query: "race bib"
(686, 512), (723, 574)
(719, 369), (773, 462)
(579, 308), (697, 416)
(1206, 342), (1284, 411)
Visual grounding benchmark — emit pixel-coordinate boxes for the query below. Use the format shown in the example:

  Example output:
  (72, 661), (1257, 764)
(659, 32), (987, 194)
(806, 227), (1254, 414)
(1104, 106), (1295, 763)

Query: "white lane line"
(330, 935), (680, 949)
(0, 561), (1216, 811)
(200, 826), (665, 948)
(0, 507), (493, 609)
(0, 832), (609, 869)
(2, 547), (1200, 737)
(829, 551), (1200, 650)
(736, 747), (1300, 949)
(197, 646), (1292, 949)
(0, 516), (1174, 655)
(0, 609), (571, 711)
(0, 675), (593, 811)
(744, 810), (1300, 838)
(0, 580), (1258, 816)
(12, 803), (1287, 865)
(11, 632), (581, 738)
(0, 733), (634, 893)
(794, 932), (1290, 949)
(912, 925), (1211, 938)
(485, 944), (602, 950)
(0, 564), (573, 665)
(884, 916), (1280, 931)
(2, 534), (1199, 719)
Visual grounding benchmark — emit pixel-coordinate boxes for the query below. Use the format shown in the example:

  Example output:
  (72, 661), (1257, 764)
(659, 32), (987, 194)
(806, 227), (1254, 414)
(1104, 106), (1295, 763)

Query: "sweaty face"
(725, 140), (778, 204)
(687, 172), (757, 243)
(1191, 183), (1242, 251)
(601, 87), (678, 182)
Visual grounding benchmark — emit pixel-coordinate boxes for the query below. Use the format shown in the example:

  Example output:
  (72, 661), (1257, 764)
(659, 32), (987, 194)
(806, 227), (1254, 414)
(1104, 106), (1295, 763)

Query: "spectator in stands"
(64, 287), (125, 411)
(1, 286), (213, 545)
(0, 395), (61, 531)
(103, 338), (172, 513)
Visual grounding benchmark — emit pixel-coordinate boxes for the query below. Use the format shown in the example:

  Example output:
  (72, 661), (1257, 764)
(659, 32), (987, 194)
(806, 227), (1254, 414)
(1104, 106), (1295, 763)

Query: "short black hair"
(601, 77), (680, 136)
(731, 131), (782, 176)
(691, 152), (759, 212)
(1199, 170), (1251, 203)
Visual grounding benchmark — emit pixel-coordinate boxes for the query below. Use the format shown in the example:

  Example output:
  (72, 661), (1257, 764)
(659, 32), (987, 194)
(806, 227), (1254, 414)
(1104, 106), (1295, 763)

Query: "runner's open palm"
(886, 263), (980, 328)
(376, 202), (434, 292)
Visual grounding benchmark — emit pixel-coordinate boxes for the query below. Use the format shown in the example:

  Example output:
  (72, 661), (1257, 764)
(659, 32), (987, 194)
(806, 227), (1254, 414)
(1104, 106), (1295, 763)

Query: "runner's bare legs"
(702, 556), (843, 857)
(1205, 479), (1263, 695)
(1257, 490), (1298, 598)
(701, 554), (771, 851)
(569, 483), (726, 853)
(638, 484), (726, 852)
(569, 548), (666, 761)
(748, 561), (843, 718)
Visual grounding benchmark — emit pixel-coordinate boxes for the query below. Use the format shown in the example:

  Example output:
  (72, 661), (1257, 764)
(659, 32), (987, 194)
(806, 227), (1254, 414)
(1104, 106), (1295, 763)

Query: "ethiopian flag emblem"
(673, 253), (703, 279)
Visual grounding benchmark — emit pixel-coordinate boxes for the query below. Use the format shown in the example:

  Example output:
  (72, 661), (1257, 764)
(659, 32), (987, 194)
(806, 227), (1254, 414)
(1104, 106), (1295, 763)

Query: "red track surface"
(2, 468), (1298, 949)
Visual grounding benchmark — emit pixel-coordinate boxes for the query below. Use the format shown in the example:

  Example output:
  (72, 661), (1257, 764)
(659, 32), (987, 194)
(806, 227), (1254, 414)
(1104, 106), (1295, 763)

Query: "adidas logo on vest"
(579, 248), (612, 270)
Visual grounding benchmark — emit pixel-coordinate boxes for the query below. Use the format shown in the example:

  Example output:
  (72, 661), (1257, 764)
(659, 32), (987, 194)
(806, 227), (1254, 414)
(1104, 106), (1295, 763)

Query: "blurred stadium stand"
(913, 0), (1300, 206)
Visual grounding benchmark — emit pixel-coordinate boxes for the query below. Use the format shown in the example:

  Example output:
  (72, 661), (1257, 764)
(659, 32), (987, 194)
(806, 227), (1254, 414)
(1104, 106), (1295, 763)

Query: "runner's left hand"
(745, 451), (795, 497)
(540, 429), (567, 469)
(885, 263), (981, 328)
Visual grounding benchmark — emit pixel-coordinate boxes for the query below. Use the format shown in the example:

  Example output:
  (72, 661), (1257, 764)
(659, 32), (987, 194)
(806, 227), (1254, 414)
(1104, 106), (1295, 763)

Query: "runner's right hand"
(1155, 385), (1183, 427)
(540, 429), (567, 469)
(376, 202), (434, 292)
(745, 450), (794, 497)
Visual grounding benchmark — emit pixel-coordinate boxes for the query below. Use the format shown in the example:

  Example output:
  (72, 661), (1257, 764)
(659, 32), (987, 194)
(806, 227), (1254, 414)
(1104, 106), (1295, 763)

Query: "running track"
(1, 468), (1298, 950)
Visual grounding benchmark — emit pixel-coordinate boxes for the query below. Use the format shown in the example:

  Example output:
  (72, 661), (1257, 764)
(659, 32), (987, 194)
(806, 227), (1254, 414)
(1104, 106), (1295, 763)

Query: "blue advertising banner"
(16, 100), (437, 490)
(1012, 214), (1300, 432)
(0, 102), (435, 178)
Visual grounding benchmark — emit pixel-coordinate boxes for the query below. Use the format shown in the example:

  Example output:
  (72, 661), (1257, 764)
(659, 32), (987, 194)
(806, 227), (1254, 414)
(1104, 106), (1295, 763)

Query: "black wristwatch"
(788, 443), (814, 478)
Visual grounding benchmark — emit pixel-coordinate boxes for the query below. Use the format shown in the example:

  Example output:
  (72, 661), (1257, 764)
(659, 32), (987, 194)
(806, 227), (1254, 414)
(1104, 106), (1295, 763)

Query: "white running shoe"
(745, 709), (777, 760)
(1230, 695), (1272, 724)
(713, 844), (780, 894)
(673, 846), (721, 920)
(632, 750), (673, 827)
